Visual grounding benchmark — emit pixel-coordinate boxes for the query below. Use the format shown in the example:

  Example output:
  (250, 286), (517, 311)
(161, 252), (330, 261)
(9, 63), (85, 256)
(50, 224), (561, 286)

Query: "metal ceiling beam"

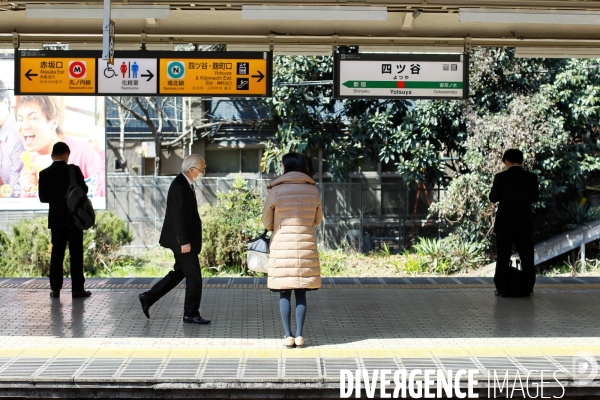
(2, 33), (600, 48)
(3, 1), (600, 9)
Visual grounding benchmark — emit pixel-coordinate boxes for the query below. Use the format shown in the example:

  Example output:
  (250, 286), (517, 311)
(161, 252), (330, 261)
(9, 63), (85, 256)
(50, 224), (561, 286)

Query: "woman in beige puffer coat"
(262, 152), (323, 348)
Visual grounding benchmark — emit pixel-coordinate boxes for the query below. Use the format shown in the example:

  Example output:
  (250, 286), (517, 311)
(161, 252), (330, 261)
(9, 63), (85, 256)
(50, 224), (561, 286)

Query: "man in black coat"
(139, 154), (210, 324)
(38, 142), (91, 299)
(489, 149), (539, 297)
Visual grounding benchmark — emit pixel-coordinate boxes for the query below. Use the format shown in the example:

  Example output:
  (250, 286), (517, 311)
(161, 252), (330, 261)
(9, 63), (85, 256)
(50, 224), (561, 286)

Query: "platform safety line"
(1, 346), (597, 361)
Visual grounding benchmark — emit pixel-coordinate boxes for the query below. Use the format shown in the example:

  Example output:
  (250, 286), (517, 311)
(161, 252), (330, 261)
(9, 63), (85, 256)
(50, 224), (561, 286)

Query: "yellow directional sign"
(15, 50), (272, 97)
(159, 57), (269, 96)
(18, 56), (96, 94)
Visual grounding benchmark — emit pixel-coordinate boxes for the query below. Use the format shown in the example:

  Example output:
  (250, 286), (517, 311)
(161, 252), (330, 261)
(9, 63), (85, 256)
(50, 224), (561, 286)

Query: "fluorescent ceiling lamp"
(515, 47), (600, 58)
(226, 44), (270, 52)
(0, 42), (41, 50)
(360, 46), (463, 54)
(68, 42), (174, 50)
(242, 5), (387, 21)
(227, 43), (332, 55)
(26, 4), (170, 19)
(459, 8), (600, 25)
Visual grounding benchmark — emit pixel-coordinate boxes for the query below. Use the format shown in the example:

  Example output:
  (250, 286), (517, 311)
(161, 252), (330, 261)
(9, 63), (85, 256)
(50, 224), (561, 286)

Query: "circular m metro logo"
(68, 61), (87, 79)
(167, 61), (185, 79)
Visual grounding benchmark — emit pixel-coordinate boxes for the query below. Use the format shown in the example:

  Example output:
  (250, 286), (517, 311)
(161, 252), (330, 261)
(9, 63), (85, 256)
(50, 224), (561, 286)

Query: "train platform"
(0, 276), (599, 398)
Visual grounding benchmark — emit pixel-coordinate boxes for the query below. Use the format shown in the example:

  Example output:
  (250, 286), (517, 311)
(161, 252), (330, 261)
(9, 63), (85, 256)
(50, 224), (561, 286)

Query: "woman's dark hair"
(303, 154), (314, 177)
(282, 152), (308, 175)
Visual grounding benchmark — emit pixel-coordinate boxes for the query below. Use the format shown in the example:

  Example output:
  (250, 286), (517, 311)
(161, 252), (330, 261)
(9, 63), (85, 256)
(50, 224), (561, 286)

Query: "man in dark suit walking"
(489, 149), (539, 297)
(39, 142), (91, 299)
(139, 154), (210, 324)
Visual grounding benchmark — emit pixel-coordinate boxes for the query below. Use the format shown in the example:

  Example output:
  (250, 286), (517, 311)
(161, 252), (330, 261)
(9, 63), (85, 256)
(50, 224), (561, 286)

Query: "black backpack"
(66, 165), (95, 230)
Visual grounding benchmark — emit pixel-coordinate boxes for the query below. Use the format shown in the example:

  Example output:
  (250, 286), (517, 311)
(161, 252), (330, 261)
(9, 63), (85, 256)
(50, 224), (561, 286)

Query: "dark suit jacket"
(489, 166), (539, 235)
(159, 173), (202, 255)
(39, 161), (88, 229)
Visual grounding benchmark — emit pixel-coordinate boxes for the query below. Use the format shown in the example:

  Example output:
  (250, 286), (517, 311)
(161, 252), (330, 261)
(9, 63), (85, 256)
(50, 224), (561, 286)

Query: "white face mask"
(192, 167), (203, 181)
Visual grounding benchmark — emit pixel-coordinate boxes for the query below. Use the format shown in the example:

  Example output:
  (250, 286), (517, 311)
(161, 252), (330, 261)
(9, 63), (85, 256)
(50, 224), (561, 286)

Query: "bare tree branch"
(109, 96), (147, 123)
(106, 139), (133, 174)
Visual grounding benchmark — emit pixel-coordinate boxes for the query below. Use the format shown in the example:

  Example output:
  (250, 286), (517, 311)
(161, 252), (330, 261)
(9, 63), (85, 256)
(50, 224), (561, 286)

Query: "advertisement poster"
(0, 57), (106, 210)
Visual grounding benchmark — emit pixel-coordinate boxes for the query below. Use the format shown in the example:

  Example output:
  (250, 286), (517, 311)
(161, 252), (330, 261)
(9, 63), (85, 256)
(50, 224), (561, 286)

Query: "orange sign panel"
(159, 58), (268, 96)
(19, 57), (96, 94)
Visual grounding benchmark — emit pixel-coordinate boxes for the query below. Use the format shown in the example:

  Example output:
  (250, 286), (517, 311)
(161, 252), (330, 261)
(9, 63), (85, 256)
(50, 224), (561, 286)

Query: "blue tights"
(279, 290), (307, 338)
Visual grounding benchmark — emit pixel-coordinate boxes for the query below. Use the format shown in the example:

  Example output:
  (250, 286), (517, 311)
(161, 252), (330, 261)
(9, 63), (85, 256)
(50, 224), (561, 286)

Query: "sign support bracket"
(102, 0), (115, 64)
(141, 32), (147, 50)
(12, 31), (19, 49)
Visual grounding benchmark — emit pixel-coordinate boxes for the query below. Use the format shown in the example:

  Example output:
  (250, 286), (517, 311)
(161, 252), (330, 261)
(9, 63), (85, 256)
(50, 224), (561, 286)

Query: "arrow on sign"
(251, 71), (265, 83)
(141, 70), (154, 82)
(24, 69), (38, 81)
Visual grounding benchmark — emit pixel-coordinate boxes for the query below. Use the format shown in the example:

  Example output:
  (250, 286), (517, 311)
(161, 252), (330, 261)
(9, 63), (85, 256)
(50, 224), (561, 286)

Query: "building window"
(241, 149), (259, 173)
(205, 149), (260, 174)
(206, 149), (239, 173)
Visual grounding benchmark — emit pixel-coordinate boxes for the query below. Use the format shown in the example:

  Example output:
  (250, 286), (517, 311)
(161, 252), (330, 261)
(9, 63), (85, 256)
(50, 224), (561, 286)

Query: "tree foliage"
(262, 55), (411, 181)
(262, 49), (600, 246)
(430, 49), (600, 244)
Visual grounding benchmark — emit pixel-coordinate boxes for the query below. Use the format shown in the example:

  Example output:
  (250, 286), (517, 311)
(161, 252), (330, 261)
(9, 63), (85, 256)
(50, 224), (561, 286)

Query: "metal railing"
(0, 174), (441, 252)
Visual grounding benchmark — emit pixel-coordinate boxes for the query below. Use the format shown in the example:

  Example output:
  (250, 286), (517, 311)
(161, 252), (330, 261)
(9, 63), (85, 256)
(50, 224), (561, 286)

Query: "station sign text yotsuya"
(334, 53), (469, 100)
(15, 50), (273, 97)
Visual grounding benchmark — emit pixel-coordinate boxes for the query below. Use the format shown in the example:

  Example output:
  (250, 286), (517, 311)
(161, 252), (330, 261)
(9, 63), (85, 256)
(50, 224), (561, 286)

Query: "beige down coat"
(262, 171), (324, 290)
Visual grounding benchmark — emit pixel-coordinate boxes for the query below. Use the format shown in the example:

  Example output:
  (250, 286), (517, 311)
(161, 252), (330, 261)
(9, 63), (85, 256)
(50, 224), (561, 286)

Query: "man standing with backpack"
(39, 142), (91, 299)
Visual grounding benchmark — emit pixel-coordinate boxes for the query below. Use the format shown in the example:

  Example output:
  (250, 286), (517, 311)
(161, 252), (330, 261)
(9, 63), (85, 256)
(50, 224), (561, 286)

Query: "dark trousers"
(147, 252), (203, 317)
(50, 227), (85, 292)
(494, 233), (536, 296)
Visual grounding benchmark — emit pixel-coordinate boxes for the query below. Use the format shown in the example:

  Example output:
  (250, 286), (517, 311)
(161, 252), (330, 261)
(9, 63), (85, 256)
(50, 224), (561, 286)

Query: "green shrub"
(84, 211), (134, 275)
(0, 211), (134, 277)
(412, 236), (487, 274)
(199, 177), (264, 273)
(0, 217), (52, 277)
(551, 202), (600, 231)
(319, 248), (349, 275)
(404, 253), (427, 275)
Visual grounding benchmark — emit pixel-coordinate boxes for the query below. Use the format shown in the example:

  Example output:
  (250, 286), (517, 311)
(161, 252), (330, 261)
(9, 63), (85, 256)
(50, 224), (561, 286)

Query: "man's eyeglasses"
(191, 166), (206, 177)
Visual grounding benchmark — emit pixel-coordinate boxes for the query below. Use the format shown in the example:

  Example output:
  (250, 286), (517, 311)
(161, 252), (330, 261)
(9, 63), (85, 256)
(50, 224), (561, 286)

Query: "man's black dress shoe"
(50, 291), (60, 298)
(72, 290), (92, 298)
(183, 315), (211, 324)
(494, 290), (505, 297)
(139, 293), (151, 319)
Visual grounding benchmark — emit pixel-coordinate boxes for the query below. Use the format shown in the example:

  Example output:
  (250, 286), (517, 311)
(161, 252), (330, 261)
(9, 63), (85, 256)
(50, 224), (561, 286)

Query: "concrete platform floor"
(0, 277), (599, 398)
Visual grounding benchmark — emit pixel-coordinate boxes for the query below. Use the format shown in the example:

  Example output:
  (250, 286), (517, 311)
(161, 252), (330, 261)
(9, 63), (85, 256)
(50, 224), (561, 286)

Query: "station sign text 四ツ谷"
(15, 50), (273, 97)
(334, 53), (468, 100)
(159, 52), (271, 96)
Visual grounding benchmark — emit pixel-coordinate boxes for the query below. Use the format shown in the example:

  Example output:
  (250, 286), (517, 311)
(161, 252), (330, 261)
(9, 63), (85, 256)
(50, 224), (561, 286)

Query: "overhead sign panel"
(334, 53), (468, 100)
(98, 58), (157, 94)
(16, 50), (273, 97)
(159, 52), (272, 96)
(18, 53), (96, 94)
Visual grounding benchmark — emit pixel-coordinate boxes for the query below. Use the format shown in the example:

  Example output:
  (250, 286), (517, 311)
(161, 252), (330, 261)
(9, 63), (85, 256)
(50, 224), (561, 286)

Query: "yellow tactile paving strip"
(0, 344), (597, 359)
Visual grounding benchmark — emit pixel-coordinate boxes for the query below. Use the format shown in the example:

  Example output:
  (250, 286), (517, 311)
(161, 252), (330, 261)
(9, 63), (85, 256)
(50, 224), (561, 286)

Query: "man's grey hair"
(181, 154), (205, 174)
